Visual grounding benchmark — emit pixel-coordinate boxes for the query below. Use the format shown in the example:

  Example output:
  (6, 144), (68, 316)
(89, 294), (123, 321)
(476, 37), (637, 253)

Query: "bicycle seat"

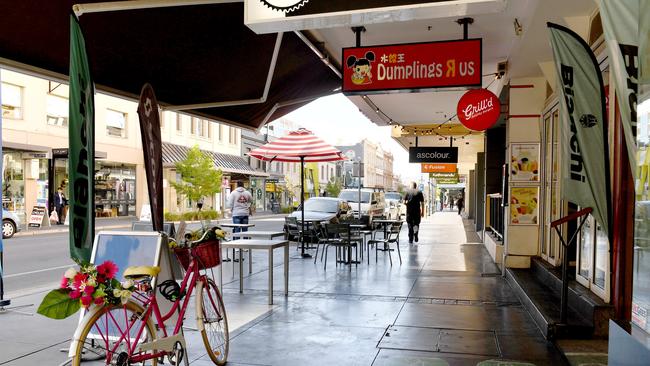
(123, 266), (161, 279)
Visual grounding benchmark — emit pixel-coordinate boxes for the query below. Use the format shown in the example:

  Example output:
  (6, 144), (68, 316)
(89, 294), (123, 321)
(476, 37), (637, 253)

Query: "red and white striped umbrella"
(248, 128), (345, 162)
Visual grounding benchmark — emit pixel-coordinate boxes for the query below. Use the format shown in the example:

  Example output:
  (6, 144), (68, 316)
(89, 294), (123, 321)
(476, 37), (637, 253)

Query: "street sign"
(343, 39), (482, 94)
(422, 163), (456, 173)
(409, 147), (458, 163)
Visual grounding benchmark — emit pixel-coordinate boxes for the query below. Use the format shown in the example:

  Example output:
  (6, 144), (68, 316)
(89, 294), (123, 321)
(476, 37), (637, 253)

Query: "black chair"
(342, 217), (373, 264)
(368, 221), (403, 265)
(284, 217), (302, 250)
(322, 223), (356, 271)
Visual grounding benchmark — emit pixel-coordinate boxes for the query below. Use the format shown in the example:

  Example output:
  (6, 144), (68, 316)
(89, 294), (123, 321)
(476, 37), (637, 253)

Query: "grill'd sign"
(342, 39), (481, 94)
(456, 88), (501, 131)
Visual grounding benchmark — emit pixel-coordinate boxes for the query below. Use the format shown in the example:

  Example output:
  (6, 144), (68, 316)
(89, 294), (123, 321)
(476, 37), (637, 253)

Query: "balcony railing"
(486, 193), (504, 241)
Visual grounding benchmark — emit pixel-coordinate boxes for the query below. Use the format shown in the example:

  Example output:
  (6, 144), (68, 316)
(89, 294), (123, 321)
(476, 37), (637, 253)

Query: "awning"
(0, 1), (340, 130)
(162, 143), (268, 177)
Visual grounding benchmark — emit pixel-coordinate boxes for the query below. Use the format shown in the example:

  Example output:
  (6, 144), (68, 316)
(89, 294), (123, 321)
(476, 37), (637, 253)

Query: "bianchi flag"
(68, 14), (95, 262)
(137, 84), (164, 232)
(547, 23), (611, 237)
(599, 0), (639, 169)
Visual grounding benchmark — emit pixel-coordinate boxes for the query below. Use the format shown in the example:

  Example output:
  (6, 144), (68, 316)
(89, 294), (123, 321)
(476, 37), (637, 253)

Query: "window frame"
(105, 109), (128, 138)
(1, 82), (24, 120)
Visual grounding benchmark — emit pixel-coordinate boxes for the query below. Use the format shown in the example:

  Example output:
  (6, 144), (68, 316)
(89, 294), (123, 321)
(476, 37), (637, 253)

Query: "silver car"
(3, 209), (21, 239)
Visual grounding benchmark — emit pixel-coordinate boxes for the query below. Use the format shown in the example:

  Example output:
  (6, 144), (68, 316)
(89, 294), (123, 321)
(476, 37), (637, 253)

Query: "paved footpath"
(0, 213), (567, 365)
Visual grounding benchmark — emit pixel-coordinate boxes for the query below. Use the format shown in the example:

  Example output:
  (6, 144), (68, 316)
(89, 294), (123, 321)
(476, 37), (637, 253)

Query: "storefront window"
(46, 94), (69, 126)
(2, 151), (25, 217)
(94, 162), (136, 217)
(633, 83), (650, 332)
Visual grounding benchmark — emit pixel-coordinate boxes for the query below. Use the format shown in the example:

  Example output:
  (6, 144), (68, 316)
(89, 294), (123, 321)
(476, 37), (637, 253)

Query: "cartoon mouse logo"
(346, 51), (376, 85)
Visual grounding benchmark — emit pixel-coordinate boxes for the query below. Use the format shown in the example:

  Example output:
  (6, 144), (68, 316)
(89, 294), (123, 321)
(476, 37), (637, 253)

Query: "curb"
(14, 224), (131, 238)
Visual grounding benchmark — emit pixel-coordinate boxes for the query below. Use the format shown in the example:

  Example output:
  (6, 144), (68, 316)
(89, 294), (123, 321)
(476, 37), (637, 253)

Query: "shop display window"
(94, 163), (136, 217)
(2, 151), (25, 217)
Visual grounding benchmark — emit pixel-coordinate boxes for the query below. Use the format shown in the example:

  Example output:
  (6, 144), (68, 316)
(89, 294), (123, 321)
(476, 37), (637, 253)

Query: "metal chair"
(342, 217), (373, 264)
(322, 223), (356, 271)
(368, 221), (403, 265)
(284, 217), (302, 250)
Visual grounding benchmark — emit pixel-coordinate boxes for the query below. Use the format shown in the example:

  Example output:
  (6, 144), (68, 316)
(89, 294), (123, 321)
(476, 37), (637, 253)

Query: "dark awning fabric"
(162, 143), (268, 177)
(0, 1), (340, 130)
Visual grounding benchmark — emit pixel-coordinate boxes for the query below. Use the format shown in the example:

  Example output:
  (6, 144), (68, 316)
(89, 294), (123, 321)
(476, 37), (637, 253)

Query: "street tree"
(171, 145), (222, 207)
(325, 177), (342, 197)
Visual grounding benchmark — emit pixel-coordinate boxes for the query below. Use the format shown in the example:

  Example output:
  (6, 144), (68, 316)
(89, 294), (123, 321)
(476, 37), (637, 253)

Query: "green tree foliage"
(171, 145), (222, 204)
(325, 177), (343, 197)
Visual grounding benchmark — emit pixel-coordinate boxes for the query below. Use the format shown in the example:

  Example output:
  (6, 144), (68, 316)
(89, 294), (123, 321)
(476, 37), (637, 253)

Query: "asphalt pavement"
(1, 215), (286, 299)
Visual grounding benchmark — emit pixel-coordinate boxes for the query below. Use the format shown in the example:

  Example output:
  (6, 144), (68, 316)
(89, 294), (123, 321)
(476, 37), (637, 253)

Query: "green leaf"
(37, 289), (81, 319)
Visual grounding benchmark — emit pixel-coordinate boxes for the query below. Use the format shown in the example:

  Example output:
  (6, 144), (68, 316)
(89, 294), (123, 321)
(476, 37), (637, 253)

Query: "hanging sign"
(456, 88), (501, 131)
(421, 163), (456, 173)
(342, 39), (482, 94)
(409, 147), (458, 163)
(430, 172), (458, 179)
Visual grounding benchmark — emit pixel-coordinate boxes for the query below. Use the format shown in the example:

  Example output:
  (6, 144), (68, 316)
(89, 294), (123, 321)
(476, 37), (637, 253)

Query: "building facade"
(337, 139), (398, 191)
(1, 68), (250, 222)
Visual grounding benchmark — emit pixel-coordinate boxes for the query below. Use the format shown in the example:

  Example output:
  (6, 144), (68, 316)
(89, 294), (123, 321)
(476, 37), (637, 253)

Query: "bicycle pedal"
(138, 333), (186, 353)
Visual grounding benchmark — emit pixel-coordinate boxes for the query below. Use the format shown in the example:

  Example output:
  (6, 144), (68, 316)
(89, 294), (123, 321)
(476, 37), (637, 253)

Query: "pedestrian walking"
(54, 187), (67, 225)
(456, 195), (465, 215)
(403, 182), (424, 243)
(227, 181), (253, 235)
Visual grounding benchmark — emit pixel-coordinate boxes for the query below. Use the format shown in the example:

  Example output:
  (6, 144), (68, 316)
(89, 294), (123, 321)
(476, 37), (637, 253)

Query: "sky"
(284, 93), (422, 183)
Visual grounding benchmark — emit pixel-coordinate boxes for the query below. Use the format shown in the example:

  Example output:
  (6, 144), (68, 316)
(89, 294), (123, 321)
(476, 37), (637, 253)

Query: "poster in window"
(510, 186), (539, 225)
(510, 143), (540, 182)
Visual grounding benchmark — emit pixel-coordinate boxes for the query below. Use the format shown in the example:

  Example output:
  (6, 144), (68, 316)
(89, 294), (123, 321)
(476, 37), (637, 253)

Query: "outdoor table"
(220, 223), (256, 262)
(230, 231), (285, 273)
(221, 239), (289, 305)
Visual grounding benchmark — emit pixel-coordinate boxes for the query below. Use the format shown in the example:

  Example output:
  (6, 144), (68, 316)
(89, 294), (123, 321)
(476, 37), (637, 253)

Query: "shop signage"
(244, 0), (506, 34)
(28, 205), (47, 227)
(421, 163), (456, 173)
(409, 147), (458, 163)
(22, 152), (51, 159)
(436, 178), (460, 185)
(429, 172), (458, 179)
(456, 88), (501, 131)
(343, 39), (481, 94)
(52, 148), (69, 158)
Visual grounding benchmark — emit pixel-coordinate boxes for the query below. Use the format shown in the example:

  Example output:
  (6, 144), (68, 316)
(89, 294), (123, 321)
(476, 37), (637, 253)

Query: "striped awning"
(248, 128), (346, 163)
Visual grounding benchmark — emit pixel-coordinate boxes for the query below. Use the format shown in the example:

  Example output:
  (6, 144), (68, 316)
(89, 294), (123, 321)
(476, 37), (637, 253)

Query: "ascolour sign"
(409, 147), (458, 163)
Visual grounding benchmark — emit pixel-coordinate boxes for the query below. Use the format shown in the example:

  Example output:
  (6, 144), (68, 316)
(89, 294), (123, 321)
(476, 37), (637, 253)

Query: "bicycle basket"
(174, 240), (221, 270)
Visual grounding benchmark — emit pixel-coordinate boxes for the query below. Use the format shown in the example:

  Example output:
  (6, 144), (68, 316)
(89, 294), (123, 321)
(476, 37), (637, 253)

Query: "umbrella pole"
(300, 156), (311, 258)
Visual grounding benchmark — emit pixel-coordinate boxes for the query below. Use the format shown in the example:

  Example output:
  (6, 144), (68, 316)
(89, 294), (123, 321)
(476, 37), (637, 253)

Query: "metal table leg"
(284, 244), (289, 297)
(268, 248), (274, 305)
(239, 248), (243, 294)
(249, 249), (253, 274)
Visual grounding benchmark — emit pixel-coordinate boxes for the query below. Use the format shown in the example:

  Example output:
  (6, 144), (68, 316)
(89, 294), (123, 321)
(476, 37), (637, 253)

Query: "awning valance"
(162, 143), (268, 177)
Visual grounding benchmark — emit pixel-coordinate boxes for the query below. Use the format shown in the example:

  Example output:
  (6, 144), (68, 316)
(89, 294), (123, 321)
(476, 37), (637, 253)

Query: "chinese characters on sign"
(342, 39), (482, 94)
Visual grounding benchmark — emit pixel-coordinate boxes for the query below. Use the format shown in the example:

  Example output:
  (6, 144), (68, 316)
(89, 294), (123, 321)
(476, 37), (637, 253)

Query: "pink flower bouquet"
(38, 260), (135, 319)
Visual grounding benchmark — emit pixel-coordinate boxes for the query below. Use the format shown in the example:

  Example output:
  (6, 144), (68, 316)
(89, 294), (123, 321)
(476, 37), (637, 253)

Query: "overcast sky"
(284, 93), (422, 183)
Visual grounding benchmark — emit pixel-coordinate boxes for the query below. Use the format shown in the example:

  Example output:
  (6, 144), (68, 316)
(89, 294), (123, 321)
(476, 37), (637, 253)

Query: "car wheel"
(3, 219), (16, 239)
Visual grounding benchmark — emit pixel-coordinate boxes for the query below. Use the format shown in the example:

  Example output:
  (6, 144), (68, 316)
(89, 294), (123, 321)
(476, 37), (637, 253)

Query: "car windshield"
(385, 193), (402, 201)
(303, 199), (339, 213)
(338, 191), (370, 203)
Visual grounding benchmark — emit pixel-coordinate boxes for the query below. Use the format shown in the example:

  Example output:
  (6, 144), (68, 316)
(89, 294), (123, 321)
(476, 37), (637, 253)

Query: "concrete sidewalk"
(0, 212), (566, 365)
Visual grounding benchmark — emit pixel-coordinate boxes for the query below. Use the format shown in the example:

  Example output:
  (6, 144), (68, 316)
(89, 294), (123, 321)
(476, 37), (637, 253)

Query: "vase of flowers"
(37, 260), (135, 320)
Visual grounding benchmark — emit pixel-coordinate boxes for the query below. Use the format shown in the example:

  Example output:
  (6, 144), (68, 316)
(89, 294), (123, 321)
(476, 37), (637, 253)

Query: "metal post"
(357, 161), (362, 220)
(559, 234), (569, 324)
(0, 67), (7, 308)
(299, 156), (310, 258)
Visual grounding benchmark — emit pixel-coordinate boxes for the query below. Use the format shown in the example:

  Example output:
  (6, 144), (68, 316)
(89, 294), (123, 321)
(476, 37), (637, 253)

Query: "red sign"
(456, 89), (501, 131)
(342, 39), (482, 94)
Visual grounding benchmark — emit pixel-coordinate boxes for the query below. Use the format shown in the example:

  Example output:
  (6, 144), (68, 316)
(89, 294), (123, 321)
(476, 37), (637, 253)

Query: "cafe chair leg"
(396, 242), (402, 265)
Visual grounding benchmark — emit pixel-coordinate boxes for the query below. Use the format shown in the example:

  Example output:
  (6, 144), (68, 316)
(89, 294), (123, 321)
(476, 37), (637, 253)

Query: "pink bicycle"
(69, 232), (229, 365)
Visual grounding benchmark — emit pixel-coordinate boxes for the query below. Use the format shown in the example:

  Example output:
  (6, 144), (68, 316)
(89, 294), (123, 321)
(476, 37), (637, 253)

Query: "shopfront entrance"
(94, 162), (136, 217)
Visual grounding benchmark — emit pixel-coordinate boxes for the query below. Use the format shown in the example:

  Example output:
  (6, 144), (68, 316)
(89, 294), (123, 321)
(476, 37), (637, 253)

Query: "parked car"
(288, 197), (353, 223)
(385, 191), (406, 219)
(338, 189), (386, 221)
(3, 209), (21, 239)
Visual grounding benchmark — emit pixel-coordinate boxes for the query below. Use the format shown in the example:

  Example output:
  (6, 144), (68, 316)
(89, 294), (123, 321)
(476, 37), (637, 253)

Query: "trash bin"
(271, 201), (281, 214)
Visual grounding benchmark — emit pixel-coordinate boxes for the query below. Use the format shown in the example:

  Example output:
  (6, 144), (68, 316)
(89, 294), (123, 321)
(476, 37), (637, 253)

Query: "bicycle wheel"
(71, 300), (158, 366)
(196, 277), (229, 365)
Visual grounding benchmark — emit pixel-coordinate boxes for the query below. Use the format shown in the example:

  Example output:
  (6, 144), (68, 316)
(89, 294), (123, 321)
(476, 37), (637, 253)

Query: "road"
(1, 216), (285, 298)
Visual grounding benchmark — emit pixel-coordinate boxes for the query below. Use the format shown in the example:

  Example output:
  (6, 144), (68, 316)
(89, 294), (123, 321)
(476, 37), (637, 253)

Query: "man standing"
(404, 182), (424, 243)
(54, 187), (67, 225)
(456, 195), (465, 215)
(227, 181), (253, 234)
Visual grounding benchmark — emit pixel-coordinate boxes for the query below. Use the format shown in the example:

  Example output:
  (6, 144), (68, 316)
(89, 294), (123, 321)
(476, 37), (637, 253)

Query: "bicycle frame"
(92, 252), (209, 364)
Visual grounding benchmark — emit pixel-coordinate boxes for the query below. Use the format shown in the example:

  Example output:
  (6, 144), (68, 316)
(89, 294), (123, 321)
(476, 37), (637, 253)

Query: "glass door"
(576, 214), (610, 301)
(541, 107), (563, 266)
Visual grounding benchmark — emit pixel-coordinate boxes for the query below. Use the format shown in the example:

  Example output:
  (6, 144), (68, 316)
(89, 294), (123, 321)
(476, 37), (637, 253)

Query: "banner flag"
(137, 84), (164, 232)
(641, 1), (650, 84)
(547, 23), (611, 237)
(68, 14), (95, 262)
(599, 0), (639, 169)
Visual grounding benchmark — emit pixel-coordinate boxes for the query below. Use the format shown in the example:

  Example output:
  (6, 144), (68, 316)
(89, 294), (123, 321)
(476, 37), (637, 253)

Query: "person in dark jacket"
(456, 195), (465, 215)
(54, 187), (67, 225)
(403, 182), (424, 243)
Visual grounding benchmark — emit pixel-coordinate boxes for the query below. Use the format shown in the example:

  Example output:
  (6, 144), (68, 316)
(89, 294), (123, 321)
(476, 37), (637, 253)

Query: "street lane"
(1, 217), (286, 297)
